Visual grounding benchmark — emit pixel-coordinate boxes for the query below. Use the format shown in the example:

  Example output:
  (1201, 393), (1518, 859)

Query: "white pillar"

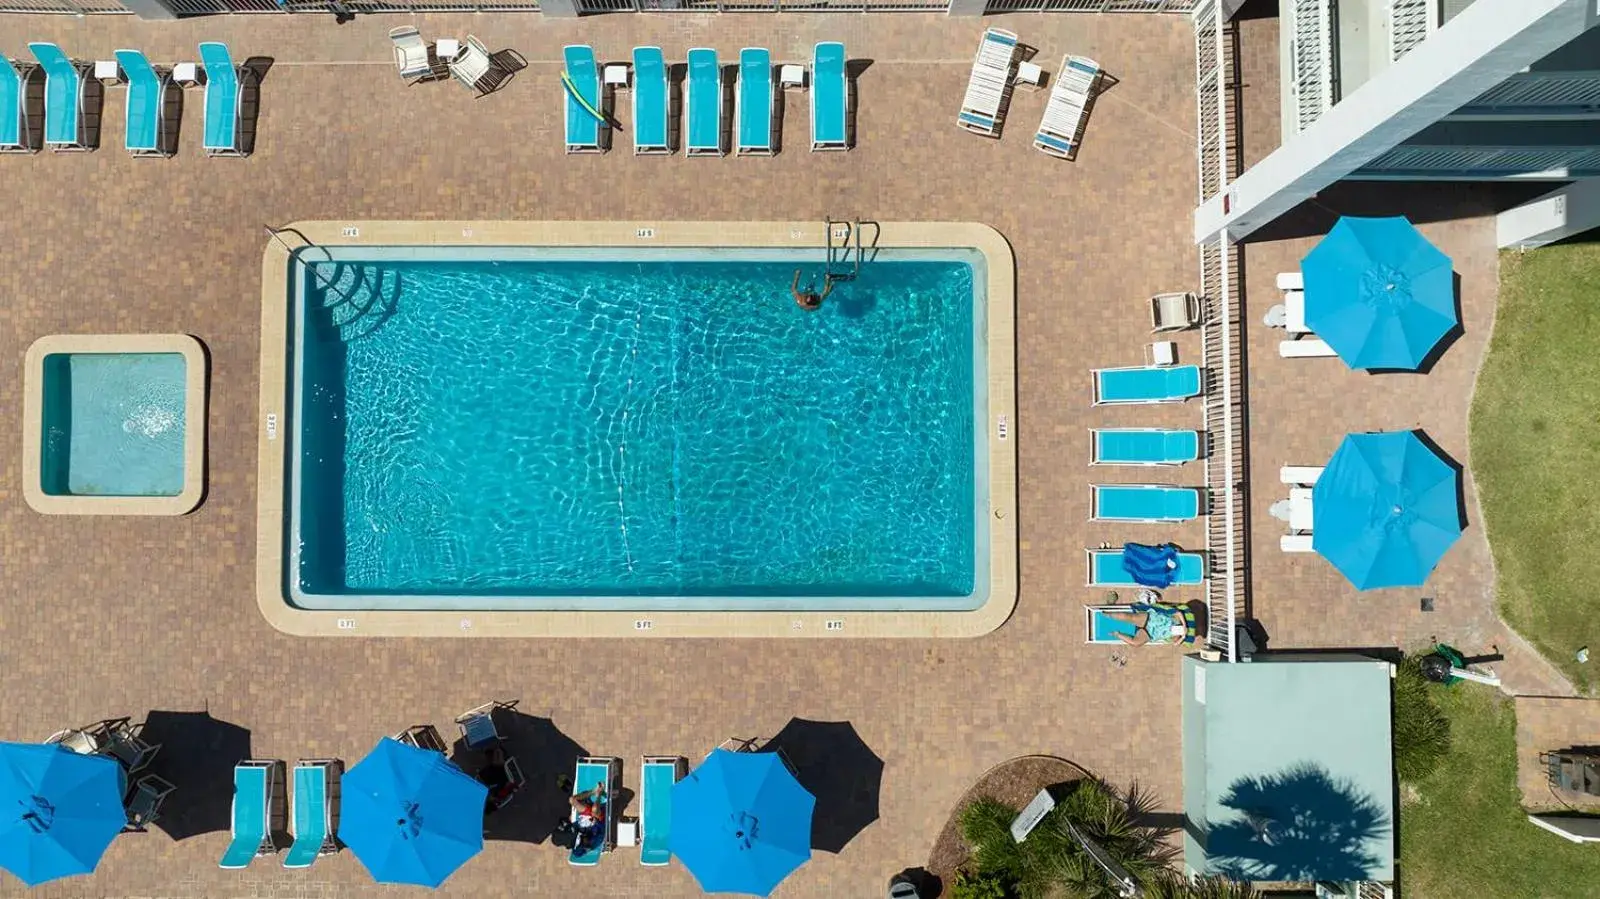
(1195, 0), (1600, 245)
(1497, 178), (1600, 248)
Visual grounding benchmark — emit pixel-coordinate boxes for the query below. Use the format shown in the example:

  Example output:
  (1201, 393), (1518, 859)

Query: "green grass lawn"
(1401, 684), (1600, 898)
(1470, 244), (1600, 692)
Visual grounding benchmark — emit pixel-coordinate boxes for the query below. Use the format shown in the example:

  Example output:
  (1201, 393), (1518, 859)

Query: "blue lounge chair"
(1086, 548), (1205, 588)
(199, 42), (248, 157)
(736, 48), (774, 156)
(1085, 604), (1199, 645)
(563, 45), (608, 155)
(1090, 485), (1204, 523)
(569, 756), (618, 866)
(1, 55), (37, 154)
(1090, 428), (1203, 466)
(220, 760), (281, 869)
(114, 50), (170, 158)
(811, 41), (848, 152)
(1091, 364), (1203, 405)
(640, 756), (683, 866)
(284, 760), (338, 868)
(686, 48), (722, 157)
(27, 42), (88, 152)
(632, 47), (670, 155)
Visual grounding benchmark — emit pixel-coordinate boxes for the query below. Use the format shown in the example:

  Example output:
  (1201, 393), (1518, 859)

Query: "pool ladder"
(824, 218), (880, 284)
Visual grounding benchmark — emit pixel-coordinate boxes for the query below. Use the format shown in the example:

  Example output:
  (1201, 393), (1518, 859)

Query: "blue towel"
(1121, 542), (1181, 588)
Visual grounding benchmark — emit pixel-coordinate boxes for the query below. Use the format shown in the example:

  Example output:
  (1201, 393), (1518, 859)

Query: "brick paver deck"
(1516, 696), (1600, 812)
(0, 11), (1208, 898)
(1230, 12), (1570, 698)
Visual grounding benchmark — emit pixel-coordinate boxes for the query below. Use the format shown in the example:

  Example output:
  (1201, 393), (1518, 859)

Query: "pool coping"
(22, 334), (207, 516)
(257, 221), (1016, 638)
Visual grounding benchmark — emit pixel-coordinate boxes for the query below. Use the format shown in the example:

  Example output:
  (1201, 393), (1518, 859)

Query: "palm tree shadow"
(1206, 763), (1390, 882)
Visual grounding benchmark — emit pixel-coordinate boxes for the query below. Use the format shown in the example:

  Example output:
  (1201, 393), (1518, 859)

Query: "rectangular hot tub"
(24, 335), (207, 516)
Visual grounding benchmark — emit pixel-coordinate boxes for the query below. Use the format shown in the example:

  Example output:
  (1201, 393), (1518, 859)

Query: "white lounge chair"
(1281, 534), (1315, 553)
(390, 26), (431, 83)
(957, 28), (1018, 137)
(1033, 54), (1099, 159)
(449, 35), (494, 96)
(1284, 290), (1312, 334)
(1279, 466), (1324, 486)
(1151, 292), (1201, 331)
(1277, 271), (1303, 291)
(1279, 338), (1338, 358)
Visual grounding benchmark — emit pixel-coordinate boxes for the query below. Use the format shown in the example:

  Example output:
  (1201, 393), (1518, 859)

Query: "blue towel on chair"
(1121, 543), (1180, 588)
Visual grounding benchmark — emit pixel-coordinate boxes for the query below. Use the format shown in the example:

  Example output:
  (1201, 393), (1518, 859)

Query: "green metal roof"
(1182, 656), (1395, 883)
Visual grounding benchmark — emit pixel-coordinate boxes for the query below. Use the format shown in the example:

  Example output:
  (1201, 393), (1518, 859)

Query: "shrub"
(948, 868), (1016, 899)
(957, 780), (1176, 899)
(1393, 655), (1452, 785)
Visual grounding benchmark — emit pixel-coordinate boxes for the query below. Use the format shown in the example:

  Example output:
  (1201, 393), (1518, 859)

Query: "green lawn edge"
(1469, 245), (1600, 692)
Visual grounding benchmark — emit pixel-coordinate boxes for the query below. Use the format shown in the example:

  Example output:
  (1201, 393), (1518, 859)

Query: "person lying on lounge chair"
(1103, 601), (1197, 646)
(570, 782), (607, 851)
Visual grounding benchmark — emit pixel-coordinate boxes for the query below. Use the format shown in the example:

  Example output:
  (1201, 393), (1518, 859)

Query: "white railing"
(1194, 0), (1246, 662)
(1288, 0), (1335, 132)
(1389, 0), (1437, 62)
(0, 0), (127, 11)
(986, 0), (1196, 10)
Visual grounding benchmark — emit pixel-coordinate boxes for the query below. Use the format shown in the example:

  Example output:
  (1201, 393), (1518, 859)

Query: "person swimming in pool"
(792, 269), (835, 311)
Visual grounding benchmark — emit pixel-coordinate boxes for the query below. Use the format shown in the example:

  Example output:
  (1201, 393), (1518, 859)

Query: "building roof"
(1182, 656), (1395, 884)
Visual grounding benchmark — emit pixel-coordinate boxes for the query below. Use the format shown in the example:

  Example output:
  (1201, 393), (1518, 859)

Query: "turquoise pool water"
(288, 248), (987, 611)
(40, 353), (188, 497)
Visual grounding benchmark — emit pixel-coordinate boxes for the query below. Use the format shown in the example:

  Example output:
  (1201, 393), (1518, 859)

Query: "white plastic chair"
(389, 27), (431, 82)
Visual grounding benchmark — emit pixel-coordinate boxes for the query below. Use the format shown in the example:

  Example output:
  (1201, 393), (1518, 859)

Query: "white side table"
(1145, 341), (1177, 367)
(435, 38), (461, 62)
(616, 820), (638, 848)
(93, 59), (119, 83)
(171, 62), (200, 86)
(1015, 60), (1045, 91)
(779, 63), (806, 89)
(604, 63), (630, 89)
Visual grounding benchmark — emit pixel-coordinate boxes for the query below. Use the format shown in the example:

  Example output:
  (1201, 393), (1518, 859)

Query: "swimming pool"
(258, 222), (1015, 637)
(24, 334), (207, 516)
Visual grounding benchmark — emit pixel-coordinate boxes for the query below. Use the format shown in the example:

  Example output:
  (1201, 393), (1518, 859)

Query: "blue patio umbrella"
(337, 737), (487, 888)
(1313, 430), (1463, 590)
(1300, 215), (1456, 370)
(0, 742), (127, 887)
(670, 749), (815, 896)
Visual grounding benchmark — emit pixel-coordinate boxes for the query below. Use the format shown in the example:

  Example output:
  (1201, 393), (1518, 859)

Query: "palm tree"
(958, 779), (1177, 899)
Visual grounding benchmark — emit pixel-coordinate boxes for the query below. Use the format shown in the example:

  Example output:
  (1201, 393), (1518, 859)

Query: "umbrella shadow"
(765, 719), (884, 854)
(1409, 428), (1468, 530)
(448, 706), (588, 845)
(137, 710), (251, 841)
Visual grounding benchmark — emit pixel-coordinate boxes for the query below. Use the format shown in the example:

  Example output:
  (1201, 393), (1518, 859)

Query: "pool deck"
(0, 8), (1555, 899)
(0, 12), (1204, 897)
